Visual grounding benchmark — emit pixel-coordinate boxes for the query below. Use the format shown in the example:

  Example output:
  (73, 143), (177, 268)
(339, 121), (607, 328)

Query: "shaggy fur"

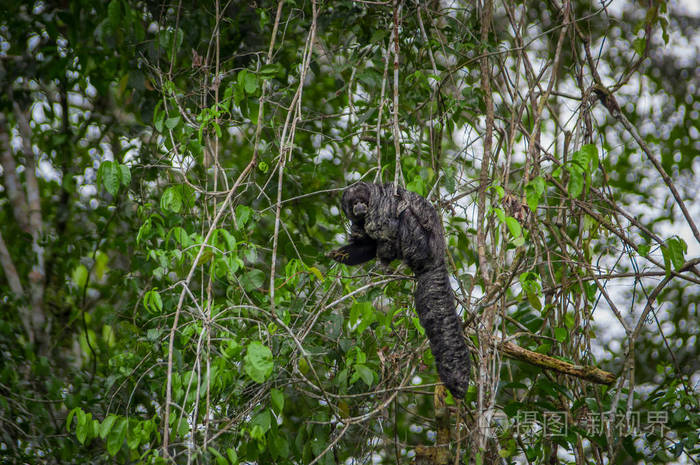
(329, 182), (470, 398)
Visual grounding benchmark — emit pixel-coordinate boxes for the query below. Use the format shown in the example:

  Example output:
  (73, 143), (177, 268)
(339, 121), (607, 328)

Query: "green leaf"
(161, 186), (183, 213)
(310, 437), (327, 457)
(244, 341), (273, 383)
(66, 407), (80, 431)
(188, 139), (204, 158)
(357, 70), (381, 90)
(174, 417), (189, 438)
(165, 116), (180, 129)
(579, 144), (599, 172)
(498, 448), (512, 458)
(349, 301), (362, 328)
(492, 207), (506, 223)
(488, 185), (505, 200)
(214, 228), (235, 251)
(107, 0), (121, 29)
(242, 269), (265, 292)
(127, 422), (143, 450)
(136, 218), (151, 244)
(406, 177), (425, 196)
(351, 364), (374, 388)
(567, 166), (584, 198)
(143, 289), (163, 314)
(444, 167), (457, 193)
(119, 164), (131, 187)
(225, 256), (243, 278)
(244, 245), (257, 262)
(272, 434), (290, 459)
(525, 176), (545, 212)
(285, 258), (300, 282)
(76, 416), (89, 444)
(238, 69), (258, 94)
(271, 388), (285, 413)
(661, 247), (671, 276)
(411, 316), (425, 336)
(226, 448), (239, 465)
(172, 29), (184, 54)
(158, 30), (169, 49)
(526, 291), (542, 311)
(94, 250), (109, 280)
(584, 282), (597, 301)
(512, 235), (525, 247)
(79, 329), (97, 360)
(535, 343), (551, 354)
(212, 121), (222, 138)
(564, 312), (575, 330)
(77, 408), (86, 426)
(235, 205), (252, 228)
(169, 226), (191, 247)
(370, 29), (387, 44)
(250, 409), (271, 435)
(505, 217), (522, 240)
(99, 415), (118, 440)
(519, 272), (542, 311)
(402, 156), (417, 169)
(100, 160), (121, 196)
(638, 244), (650, 257)
(554, 327), (568, 343)
(666, 237), (687, 270)
(308, 266), (323, 281)
(72, 264), (88, 290)
(349, 301), (375, 334)
(260, 63), (283, 78)
(525, 186), (538, 212)
(208, 447), (227, 465)
(102, 324), (115, 347)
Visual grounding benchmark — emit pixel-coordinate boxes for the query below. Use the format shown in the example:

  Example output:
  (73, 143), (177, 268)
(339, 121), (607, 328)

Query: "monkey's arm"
(328, 236), (377, 265)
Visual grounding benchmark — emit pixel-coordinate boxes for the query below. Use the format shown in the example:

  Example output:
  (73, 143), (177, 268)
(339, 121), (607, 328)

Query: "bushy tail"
(414, 267), (470, 398)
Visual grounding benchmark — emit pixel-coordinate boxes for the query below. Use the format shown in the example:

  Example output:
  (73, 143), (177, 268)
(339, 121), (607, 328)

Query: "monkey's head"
(341, 182), (371, 224)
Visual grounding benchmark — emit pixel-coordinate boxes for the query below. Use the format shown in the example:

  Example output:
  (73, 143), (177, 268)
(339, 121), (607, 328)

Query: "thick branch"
(0, 230), (33, 341)
(0, 113), (30, 232)
(475, 1), (497, 455)
(499, 340), (616, 385)
(476, 0), (494, 286)
(415, 388), (452, 462)
(12, 102), (46, 346)
(13, 102), (43, 237)
(0, 229), (23, 296)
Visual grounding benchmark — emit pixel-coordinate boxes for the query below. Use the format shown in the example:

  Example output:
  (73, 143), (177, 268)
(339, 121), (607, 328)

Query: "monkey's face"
(341, 182), (371, 224)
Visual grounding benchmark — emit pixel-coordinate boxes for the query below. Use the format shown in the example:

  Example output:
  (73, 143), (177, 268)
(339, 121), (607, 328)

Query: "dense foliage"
(0, 1), (698, 464)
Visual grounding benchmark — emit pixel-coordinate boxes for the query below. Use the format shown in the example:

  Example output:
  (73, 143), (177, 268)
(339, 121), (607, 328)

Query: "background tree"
(0, 0), (697, 464)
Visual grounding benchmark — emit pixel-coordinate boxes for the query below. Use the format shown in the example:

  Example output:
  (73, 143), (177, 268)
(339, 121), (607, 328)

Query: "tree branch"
(0, 112), (30, 232)
(615, 102), (700, 245)
(12, 101), (47, 348)
(499, 340), (616, 385)
(0, 229), (23, 297)
(391, 0), (402, 191)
